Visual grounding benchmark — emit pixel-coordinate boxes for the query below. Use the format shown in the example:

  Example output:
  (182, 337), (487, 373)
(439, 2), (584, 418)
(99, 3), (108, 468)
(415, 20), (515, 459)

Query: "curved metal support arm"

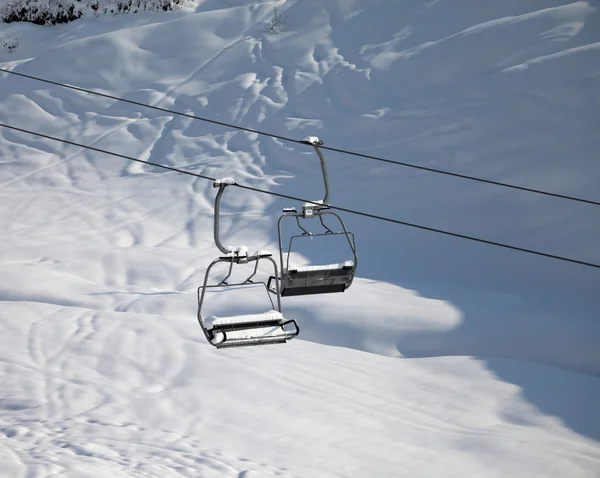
(321, 211), (358, 270)
(301, 137), (330, 205)
(319, 214), (334, 234)
(213, 182), (232, 255)
(312, 143), (330, 205)
(295, 215), (312, 236)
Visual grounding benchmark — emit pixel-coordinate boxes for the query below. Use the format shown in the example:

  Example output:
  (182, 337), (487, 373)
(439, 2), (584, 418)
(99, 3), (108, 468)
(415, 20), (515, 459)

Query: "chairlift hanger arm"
(213, 178), (236, 255)
(313, 143), (330, 205)
(300, 136), (330, 205)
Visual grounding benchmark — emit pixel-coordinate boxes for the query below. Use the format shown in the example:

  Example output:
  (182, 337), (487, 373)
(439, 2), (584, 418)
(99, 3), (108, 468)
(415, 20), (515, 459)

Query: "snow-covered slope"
(1, 0), (599, 476)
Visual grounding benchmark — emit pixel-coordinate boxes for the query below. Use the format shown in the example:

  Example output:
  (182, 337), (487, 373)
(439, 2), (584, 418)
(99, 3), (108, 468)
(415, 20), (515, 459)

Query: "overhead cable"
(1, 121), (598, 270)
(2, 67), (599, 207)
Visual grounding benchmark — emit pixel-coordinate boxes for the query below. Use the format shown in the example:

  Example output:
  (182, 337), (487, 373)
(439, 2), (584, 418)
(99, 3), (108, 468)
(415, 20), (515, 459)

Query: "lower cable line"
(1, 122), (598, 270)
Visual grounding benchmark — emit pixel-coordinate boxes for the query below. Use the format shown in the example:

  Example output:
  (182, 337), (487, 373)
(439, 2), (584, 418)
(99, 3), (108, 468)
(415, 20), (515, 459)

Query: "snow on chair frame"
(269, 137), (358, 297)
(197, 178), (299, 348)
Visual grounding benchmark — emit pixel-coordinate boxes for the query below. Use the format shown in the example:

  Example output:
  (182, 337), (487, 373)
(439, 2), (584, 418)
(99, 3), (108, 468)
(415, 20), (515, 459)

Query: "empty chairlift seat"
(196, 177), (300, 349)
(203, 310), (299, 348)
(281, 260), (356, 296)
(271, 135), (358, 298)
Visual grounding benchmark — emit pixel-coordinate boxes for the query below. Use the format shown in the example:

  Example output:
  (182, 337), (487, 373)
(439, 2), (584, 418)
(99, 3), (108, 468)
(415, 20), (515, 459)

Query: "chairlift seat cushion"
(213, 326), (293, 344)
(205, 310), (284, 329)
(287, 260), (354, 273)
(215, 335), (291, 348)
(280, 261), (355, 296)
(205, 311), (298, 347)
(282, 284), (347, 296)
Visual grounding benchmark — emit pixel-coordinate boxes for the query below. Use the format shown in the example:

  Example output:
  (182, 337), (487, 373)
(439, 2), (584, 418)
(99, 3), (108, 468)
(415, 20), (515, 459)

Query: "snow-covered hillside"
(1, 0), (599, 476)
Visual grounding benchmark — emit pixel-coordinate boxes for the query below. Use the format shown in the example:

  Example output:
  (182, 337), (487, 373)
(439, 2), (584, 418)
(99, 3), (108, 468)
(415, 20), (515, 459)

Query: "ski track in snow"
(1, 0), (600, 476)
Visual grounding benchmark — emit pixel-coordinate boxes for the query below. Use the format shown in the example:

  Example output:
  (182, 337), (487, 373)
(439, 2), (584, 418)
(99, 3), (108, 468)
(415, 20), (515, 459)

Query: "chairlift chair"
(197, 178), (299, 348)
(269, 137), (358, 297)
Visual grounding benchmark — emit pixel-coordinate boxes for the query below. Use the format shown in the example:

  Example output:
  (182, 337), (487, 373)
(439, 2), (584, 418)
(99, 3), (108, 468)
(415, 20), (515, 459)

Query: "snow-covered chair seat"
(281, 260), (356, 296)
(204, 310), (299, 348)
(287, 260), (354, 273)
(253, 250), (273, 258)
(205, 310), (284, 328)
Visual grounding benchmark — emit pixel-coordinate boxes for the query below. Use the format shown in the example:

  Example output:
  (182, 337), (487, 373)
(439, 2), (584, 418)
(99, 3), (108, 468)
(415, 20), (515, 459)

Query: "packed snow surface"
(1, 0), (600, 476)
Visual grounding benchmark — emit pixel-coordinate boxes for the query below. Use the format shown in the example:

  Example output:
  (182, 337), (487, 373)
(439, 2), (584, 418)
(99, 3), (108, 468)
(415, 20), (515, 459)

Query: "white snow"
(213, 177), (236, 186)
(302, 135), (322, 144)
(1, 0), (600, 476)
(225, 245), (248, 256)
(502, 41), (600, 71)
(252, 249), (272, 257)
